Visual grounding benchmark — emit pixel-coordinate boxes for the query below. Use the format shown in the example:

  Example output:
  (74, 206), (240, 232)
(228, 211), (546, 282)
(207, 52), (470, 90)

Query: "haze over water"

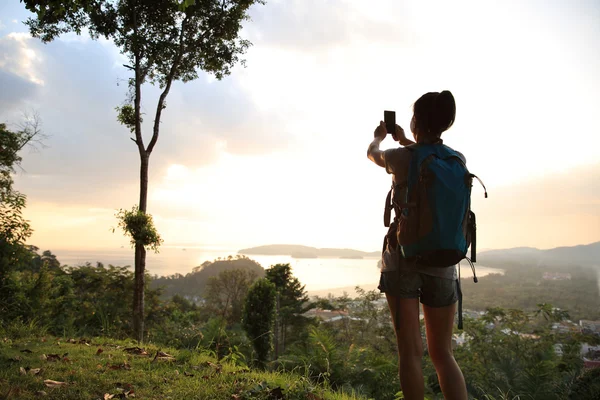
(54, 246), (503, 293)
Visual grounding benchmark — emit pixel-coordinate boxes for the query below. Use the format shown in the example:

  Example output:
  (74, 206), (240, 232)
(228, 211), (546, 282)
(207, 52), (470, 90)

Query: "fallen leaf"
(10, 356), (22, 362)
(35, 391), (47, 396)
(41, 337), (47, 342)
(103, 394), (115, 400)
(123, 347), (147, 356)
(43, 379), (68, 388)
(97, 348), (104, 355)
(231, 395), (241, 400)
(29, 368), (42, 375)
(19, 367), (27, 375)
(20, 349), (33, 354)
(40, 354), (47, 361)
(68, 338), (76, 344)
(108, 362), (131, 371)
(174, 370), (179, 375)
(46, 354), (61, 362)
(183, 371), (194, 377)
(151, 350), (175, 363)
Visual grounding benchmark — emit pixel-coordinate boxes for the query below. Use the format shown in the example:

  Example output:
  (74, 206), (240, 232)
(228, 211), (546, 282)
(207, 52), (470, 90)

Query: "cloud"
(0, 69), (39, 110)
(244, 0), (411, 52)
(0, 32), (44, 85)
(4, 24), (296, 209)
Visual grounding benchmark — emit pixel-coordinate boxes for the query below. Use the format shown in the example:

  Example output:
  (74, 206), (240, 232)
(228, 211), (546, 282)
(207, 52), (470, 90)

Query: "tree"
(242, 278), (276, 367)
(205, 268), (258, 325)
(0, 118), (45, 321)
(265, 263), (310, 356)
(22, 0), (265, 342)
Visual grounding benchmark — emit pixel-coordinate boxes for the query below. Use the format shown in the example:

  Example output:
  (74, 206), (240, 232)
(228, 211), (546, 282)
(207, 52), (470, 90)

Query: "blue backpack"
(383, 143), (487, 271)
(382, 143), (487, 329)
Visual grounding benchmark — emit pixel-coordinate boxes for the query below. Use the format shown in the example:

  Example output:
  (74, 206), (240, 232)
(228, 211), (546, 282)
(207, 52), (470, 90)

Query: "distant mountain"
(238, 244), (380, 259)
(239, 242), (599, 268)
(479, 241), (600, 268)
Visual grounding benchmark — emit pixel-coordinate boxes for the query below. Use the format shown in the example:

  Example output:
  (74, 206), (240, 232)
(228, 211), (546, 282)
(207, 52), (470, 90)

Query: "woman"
(367, 90), (468, 400)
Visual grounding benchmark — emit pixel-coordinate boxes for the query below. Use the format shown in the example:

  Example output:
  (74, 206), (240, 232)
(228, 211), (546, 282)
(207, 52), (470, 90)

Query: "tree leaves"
(242, 279), (276, 367)
(115, 206), (163, 253)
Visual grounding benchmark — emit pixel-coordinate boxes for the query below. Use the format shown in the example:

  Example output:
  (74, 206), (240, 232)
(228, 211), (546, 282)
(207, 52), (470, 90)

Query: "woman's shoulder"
(443, 144), (467, 164)
(383, 147), (412, 175)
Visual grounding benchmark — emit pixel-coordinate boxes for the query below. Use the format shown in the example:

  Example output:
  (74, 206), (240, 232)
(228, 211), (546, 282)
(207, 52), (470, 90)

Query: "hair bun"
(434, 90), (456, 130)
(438, 90), (454, 104)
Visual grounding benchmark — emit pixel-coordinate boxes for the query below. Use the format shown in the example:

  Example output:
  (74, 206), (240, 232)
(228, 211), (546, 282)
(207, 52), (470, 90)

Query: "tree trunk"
(133, 153), (149, 343)
(139, 153), (149, 212)
(274, 293), (280, 360)
(133, 243), (146, 342)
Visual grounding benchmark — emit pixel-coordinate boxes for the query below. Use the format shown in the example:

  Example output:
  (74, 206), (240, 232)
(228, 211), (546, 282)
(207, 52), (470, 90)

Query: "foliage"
(567, 367), (600, 400)
(265, 263), (311, 354)
(204, 268), (260, 325)
(114, 104), (140, 133)
(279, 288), (401, 400)
(242, 278), (276, 367)
(0, 118), (45, 198)
(0, 119), (45, 327)
(115, 206), (163, 252)
(2, 244), (599, 399)
(453, 304), (594, 400)
(0, 250), (164, 339)
(145, 294), (204, 349)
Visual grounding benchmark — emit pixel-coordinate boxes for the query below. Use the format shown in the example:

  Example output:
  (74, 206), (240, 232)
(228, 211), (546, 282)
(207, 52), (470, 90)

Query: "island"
(238, 244), (380, 259)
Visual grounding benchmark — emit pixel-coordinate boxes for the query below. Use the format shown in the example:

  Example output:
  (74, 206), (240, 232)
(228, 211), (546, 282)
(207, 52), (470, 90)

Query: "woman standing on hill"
(366, 90), (468, 400)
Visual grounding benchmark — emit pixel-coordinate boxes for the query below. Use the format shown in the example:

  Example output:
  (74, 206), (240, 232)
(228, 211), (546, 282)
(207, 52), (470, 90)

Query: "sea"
(53, 246), (504, 296)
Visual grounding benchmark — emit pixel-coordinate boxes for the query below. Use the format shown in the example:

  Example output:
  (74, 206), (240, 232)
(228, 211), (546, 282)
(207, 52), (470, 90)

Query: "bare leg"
(423, 302), (468, 400)
(386, 294), (424, 400)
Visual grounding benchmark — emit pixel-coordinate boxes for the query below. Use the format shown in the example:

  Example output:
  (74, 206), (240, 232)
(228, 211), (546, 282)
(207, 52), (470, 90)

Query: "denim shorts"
(378, 269), (458, 308)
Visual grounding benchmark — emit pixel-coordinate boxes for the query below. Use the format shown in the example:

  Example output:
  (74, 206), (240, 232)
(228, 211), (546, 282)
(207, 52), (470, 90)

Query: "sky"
(1, 0), (599, 253)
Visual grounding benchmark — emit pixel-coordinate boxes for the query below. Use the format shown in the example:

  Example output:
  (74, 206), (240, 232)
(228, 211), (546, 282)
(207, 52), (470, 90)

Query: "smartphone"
(384, 110), (396, 135)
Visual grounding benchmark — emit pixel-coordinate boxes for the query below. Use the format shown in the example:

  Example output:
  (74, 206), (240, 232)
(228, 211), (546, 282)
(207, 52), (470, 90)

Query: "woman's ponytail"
(434, 90), (456, 133)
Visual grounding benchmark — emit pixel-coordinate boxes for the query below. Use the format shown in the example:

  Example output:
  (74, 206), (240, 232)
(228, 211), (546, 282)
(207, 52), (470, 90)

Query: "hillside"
(0, 337), (356, 400)
(238, 244), (380, 258)
(479, 241), (600, 269)
(150, 256), (265, 299)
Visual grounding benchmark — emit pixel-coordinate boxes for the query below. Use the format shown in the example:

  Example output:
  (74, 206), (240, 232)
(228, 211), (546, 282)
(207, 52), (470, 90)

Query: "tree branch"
(147, 15), (190, 154)
(132, 5), (145, 156)
(15, 111), (47, 152)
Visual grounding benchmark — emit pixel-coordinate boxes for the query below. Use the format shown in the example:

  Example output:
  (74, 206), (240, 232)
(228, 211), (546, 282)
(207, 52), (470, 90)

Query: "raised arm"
(367, 121), (414, 168)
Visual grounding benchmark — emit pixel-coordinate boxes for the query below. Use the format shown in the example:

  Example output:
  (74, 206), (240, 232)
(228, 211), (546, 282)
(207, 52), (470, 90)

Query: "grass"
(0, 336), (366, 400)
